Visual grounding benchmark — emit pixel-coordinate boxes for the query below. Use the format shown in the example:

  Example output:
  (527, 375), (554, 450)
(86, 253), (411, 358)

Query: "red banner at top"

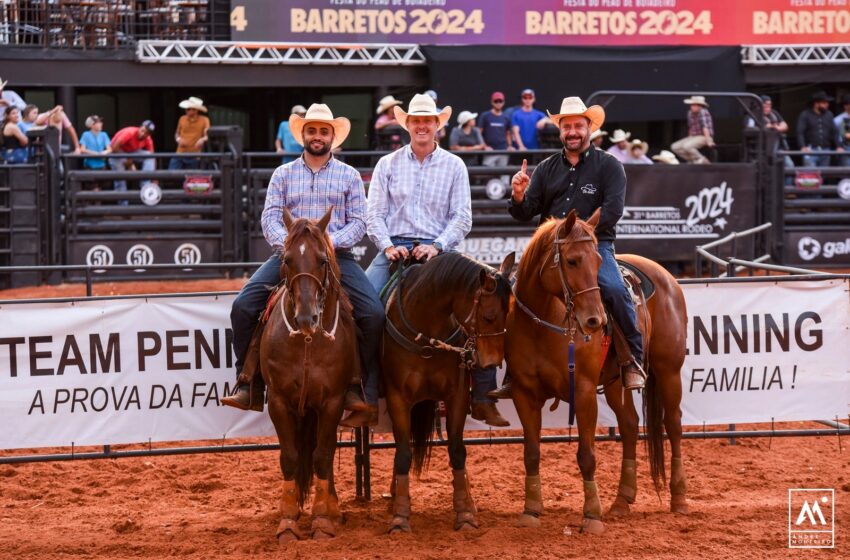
(230, 0), (850, 47)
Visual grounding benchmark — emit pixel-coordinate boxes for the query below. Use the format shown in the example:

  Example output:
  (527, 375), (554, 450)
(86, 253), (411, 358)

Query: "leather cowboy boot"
(486, 371), (513, 399)
(471, 402), (510, 427)
(622, 360), (647, 391)
(339, 404), (379, 428)
(221, 374), (265, 412)
(344, 384), (369, 412)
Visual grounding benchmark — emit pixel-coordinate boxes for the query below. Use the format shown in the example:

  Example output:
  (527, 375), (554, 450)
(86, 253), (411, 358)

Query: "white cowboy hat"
(652, 150), (680, 165)
(457, 111), (477, 126)
(683, 95), (709, 107)
(393, 93), (452, 132)
(376, 95), (402, 115)
(178, 96), (208, 112)
(289, 103), (351, 150)
(630, 139), (649, 153)
(610, 129), (631, 143)
(0, 77), (7, 89)
(590, 129), (608, 141)
(546, 97), (605, 133)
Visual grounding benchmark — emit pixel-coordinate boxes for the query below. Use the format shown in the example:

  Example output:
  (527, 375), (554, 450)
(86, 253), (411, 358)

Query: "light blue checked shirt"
(262, 156), (367, 251)
(367, 145), (472, 251)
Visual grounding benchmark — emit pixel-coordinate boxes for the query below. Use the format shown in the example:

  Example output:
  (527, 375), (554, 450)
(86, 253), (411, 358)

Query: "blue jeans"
(3, 148), (27, 164)
(365, 236), (497, 404)
(168, 156), (201, 170)
(230, 251), (385, 405)
(109, 150), (156, 205)
(802, 148), (831, 168)
(597, 240), (643, 365)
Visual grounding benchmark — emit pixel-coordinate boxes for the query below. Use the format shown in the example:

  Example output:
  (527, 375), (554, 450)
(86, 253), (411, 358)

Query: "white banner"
(1, 279), (848, 450)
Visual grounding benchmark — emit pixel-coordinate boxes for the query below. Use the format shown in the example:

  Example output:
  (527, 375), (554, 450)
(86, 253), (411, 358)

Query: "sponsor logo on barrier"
(183, 175), (214, 195)
(618, 182), (733, 239)
(838, 178), (850, 201)
(458, 236), (532, 264)
(140, 183), (162, 206)
(85, 245), (114, 272)
(485, 178), (507, 200)
(798, 236), (850, 261)
(795, 170), (823, 189)
(789, 489), (834, 548)
(174, 243), (202, 266)
(798, 236), (821, 261)
(126, 244), (154, 269)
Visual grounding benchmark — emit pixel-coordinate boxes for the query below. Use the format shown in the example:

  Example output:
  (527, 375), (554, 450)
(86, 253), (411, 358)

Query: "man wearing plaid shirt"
(224, 104), (383, 424)
(365, 93), (509, 427)
(671, 95), (715, 164)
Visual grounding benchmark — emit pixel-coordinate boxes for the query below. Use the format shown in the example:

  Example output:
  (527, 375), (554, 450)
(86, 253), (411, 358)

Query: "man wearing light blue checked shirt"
(366, 93), (509, 427)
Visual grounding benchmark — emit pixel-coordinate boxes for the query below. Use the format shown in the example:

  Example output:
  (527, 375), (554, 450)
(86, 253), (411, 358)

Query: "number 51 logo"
(789, 489), (834, 549)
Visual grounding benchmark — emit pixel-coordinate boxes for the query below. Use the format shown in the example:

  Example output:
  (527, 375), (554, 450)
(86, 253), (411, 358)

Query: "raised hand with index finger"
(511, 159), (530, 202)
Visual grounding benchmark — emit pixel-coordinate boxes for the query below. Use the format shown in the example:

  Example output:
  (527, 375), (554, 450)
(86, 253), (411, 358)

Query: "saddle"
(617, 259), (655, 302)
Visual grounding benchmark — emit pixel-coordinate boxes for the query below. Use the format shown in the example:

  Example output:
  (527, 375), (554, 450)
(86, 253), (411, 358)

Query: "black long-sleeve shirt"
(796, 108), (838, 149)
(508, 146), (625, 242)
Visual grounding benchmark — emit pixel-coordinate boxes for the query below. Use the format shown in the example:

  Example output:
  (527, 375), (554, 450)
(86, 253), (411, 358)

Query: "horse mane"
(283, 218), (352, 313)
(405, 252), (511, 302)
(515, 215), (597, 284)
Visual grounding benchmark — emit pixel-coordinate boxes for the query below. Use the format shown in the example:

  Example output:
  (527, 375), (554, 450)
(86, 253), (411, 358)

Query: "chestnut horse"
(505, 209), (688, 534)
(383, 252), (514, 533)
(253, 207), (358, 543)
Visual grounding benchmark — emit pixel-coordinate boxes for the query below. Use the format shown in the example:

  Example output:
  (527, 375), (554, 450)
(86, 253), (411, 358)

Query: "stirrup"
(621, 361), (647, 391)
(486, 382), (513, 400)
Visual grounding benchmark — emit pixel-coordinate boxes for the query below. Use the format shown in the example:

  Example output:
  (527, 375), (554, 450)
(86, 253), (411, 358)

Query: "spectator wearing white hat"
(624, 139), (652, 165)
(374, 95), (406, 151)
(80, 115), (112, 170)
(0, 77), (25, 120)
(590, 128), (607, 148)
(652, 150), (680, 165)
(170, 96), (211, 170)
(606, 129), (631, 163)
(671, 95), (714, 164)
(275, 104), (306, 163)
(450, 110), (487, 164)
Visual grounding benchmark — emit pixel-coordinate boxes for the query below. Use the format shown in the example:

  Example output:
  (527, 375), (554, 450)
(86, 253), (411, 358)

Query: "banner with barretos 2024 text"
(0, 278), (848, 450)
(229, 0), (850, 47)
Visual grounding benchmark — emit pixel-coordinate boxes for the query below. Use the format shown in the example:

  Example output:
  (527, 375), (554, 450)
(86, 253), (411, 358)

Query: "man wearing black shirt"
(491, 97), (645, 396)
(796, 91), (841, 167)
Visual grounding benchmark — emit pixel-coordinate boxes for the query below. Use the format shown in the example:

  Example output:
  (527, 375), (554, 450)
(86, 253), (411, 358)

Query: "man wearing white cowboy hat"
(0, 77), (25, 120)
(625, 139), (652, 165)
(365, 93), (509, 426)
(492, 96), (646, 396)
(589, 128), (607, 148)
(671, 95), (714, 164)
(605, 129), (631, 163)
(652, 150), (680, 165)
(169, 96), (211, 170)
(224, 103), (385, 427)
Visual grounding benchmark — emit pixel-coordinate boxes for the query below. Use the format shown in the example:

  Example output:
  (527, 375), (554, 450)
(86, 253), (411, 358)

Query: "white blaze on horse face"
(299, 243), (306, 256)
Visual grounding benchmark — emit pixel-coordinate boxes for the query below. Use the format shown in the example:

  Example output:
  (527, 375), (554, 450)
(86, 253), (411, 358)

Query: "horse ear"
(562, 209), (577, 234)
(479, 268), (497, 292)
(499, 251), (516, 279)
(317, 206), (334, 233)
(282, 207), (294, 231)
(587, 208), (602, 228)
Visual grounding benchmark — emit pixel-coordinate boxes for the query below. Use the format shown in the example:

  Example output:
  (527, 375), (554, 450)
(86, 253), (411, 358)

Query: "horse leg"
(575, 379), (605, 535)
(310, 402), (344, 539)
(386, 392), (413, 533)
(656, 365), (688, 514)
(269, 402), (304, 544)
(512, 389), (543, 528)
(603, 375), (639, 518)
(445, 392), (478, 531)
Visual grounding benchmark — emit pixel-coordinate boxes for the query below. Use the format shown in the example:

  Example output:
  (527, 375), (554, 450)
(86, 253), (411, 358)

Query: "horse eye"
(566, 259), (578, 267)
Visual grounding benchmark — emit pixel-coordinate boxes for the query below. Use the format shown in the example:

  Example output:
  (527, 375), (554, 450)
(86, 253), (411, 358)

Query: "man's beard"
(563, 136), (588, 152)
(305, 142), (331, 156)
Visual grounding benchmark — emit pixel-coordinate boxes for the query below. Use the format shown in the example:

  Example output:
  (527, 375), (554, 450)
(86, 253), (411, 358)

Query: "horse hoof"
(514, 513), (541, 528)
(276, 519), (302, 545)
(388, 516), (411, 534)
(277, 530), (299, 545)
(580, 517), (605, 535)
(670, 498), (689, 515)
(607, 497), (631, 518)
(311, 517), (336, 539)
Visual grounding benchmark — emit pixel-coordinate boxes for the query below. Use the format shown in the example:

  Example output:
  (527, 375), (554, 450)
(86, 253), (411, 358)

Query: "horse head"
(280, 206), (335, 336)
(541, 209), (606, 334)
(462, 251), (515, 369)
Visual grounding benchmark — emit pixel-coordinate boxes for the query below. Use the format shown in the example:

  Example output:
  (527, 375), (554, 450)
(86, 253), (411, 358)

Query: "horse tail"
(642, 367), (667, 494)
(295, 408), (318, 508)
(410, 400), (436, 477)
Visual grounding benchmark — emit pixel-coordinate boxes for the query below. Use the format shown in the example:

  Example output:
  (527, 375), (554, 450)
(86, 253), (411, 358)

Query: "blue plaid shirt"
(367, 144), (472, 251)
(261, 156), (367, 251)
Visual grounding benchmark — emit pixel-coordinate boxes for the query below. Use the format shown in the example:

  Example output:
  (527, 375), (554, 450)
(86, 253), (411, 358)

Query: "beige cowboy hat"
(393, 93), (452, 131)
(178, 96), (208, 112)
(630, 139), (649, 153)
(683, 95), (709, 107)
(289, 103), (351, 150)
(609, 129), (631, 143)
(0, 77), (7, 89)
(589, 129), (608, 141)
(546, 96), (605, 133)
(652, 150), (680, 165)
(376, 95), (402, 115)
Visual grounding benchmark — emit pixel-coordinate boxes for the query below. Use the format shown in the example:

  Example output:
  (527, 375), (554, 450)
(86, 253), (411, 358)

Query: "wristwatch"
(432, 242), (443, 253)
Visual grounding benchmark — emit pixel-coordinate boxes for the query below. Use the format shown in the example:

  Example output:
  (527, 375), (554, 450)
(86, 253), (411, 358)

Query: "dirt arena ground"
(1, 279), (848, 559)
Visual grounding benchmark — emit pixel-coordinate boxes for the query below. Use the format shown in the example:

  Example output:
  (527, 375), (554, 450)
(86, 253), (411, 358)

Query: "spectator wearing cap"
(170, 96), (211, 170)
(606, 129), (631, 163)
(450, 110), (487, 164)
(79, 115), (112, 170)
(478, 91), (513, 168)
(796, 91), (841, 167)
(0, 77), (25, 120)
(590, 129), (607, 148)
(624, 139), (652, 165)
(511, 88), (549, 151)
(109, 121), (156, 202)
(276, 104), (306, 163)
(652, 150), (680, 165)
(833, 93), (850, 167)
(671, 95), (714, 164)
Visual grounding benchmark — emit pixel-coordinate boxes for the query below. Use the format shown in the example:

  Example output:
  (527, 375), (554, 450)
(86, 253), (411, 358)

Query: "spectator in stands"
(590, 129), (607, 148)
(0, 77), (26, 120)
(375, 95), (406, 150)
(746, 95), (793, 169)
(170, 96), (210, 170)
(2, 107), (29, 163)
(36, 105), (80, 154)
(110, 120), (156, 201)
(18, 104), (39, 134)
(80, 115), (112, 170)
(834, 93), (850, 167)
(625, 139), (652, 165)
(450, 111), (487, 164)
(796, 91), (841, 167)
(671, 95), (714, 164)
(275, 104), (306, 163)
(606, 129), (631, 162)
(511, 88), (549, 151)
(425, 90), (447, 144)
(652, 150), (680, 165)
(478, 91), (512, 168)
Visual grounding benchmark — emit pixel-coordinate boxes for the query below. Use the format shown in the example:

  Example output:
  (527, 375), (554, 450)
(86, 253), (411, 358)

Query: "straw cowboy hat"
(376, 95), (402, 115)
(457, 111), (478, 126)
(589, 129), (608, 141)
(178, 96), (208, 112)
(652, 150), (680, 165)
(609, 129), (631, 143)
(0, 77), (7, 89)
(546, 97), (605, 133)
(683, 95), (709, 107)
(288, 103), (351, 150)
(393, 93), (452, 131)
(630, 139), (649, 153)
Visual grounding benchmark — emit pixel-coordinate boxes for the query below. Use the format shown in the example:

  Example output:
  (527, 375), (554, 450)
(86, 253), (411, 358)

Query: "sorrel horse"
(250, 207), (358, 543)
(383, 252), (514, 533)
(505, 209), (688, 534)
